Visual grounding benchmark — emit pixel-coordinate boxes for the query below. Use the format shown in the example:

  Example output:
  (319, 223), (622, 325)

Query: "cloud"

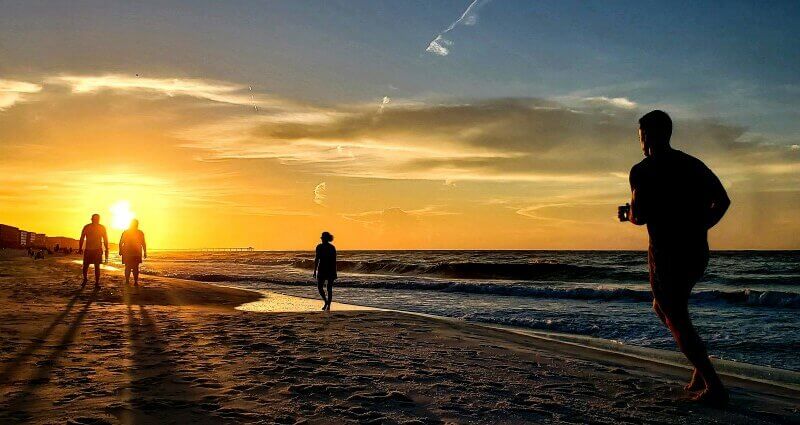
(0, 79), (42, 110)
(47, 74), (295, 110)
(342, 206), (456, 226)
(379, 96), (391, 113)
(582, 96), (637, 110)
(425, 0), (492, 56)
(313, 182), (327, 205)
(180, 95), (800, 190)
(515, 202), (615, 225)
(426, 35), (453, 56)
(7, 72), (799, 200)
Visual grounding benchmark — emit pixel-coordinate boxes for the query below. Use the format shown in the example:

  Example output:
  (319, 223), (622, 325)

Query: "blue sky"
(2, 0), (798, 135)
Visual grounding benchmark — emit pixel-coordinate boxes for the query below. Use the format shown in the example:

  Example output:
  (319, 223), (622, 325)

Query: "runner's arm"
(142, 232), (147, 259)
(78, 226), (86, 252)
(102, 227), (109, 257)
(629, 166), (647, 225)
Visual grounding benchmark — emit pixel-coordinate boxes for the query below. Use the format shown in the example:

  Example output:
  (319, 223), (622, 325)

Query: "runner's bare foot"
(693, 387), (729, 407)
(684, 368), (704, 391)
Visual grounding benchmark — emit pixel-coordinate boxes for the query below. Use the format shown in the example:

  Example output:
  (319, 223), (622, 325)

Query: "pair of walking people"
(78, 215), (147, 287)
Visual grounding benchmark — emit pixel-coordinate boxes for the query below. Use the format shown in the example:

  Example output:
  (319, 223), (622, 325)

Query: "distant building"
(32, 233), (47, 248)
(1, 223), (80, 251)
(0, 224), (21, 249)
(27, 232), (37, 248)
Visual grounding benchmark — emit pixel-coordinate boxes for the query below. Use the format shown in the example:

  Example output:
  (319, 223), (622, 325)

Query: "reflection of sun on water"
(110, 200), (135, 230)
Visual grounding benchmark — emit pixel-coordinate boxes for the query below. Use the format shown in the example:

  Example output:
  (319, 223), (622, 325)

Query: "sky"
(1, 0), (798, 249)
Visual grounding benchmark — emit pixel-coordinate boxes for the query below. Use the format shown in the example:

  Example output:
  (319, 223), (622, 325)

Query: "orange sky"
(1, 74), (798, 250)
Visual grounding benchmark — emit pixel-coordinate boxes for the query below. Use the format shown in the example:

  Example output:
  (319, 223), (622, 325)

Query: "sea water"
(123, 250), (800, 372)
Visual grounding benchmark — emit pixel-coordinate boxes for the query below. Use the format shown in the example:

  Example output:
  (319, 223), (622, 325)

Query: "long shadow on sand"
(0, 286), (98, 421)
(0, 286), (86, 386)
(120, 300), (222, 424)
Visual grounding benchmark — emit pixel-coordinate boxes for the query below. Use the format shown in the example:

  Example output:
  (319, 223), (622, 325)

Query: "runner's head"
(638, 110), (672, 157)
(321, 231), (334, 243)
(129, 219), (139, 230)
(91, 214), (100, 224)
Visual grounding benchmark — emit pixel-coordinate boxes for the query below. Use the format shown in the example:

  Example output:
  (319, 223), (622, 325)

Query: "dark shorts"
(648, 245), (708, 308)
(83, 249), (103, 265)
(122, 255), (142, 266)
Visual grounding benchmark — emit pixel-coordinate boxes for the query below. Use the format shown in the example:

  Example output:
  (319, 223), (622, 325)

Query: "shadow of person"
(123, 304), (214, 423)
(0, 286), (86, 386)
(0, 286), (99, 420)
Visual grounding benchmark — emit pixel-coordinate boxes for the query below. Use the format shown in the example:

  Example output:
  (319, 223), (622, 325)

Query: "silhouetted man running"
(78, 214), (109, 287)
(619, 110), (730, 405)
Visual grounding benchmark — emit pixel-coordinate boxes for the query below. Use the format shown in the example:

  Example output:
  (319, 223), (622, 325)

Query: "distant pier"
(152, 247), (255, 252)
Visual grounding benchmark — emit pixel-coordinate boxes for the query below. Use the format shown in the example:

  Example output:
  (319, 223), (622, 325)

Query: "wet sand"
(0, 255), (798, 424)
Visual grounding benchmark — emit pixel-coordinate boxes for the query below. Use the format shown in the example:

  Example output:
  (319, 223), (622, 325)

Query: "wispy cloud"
(47, 74), (289, 109)
(425, 0), (492, 56)
(342, 205), (457, 225)
(0, 79), (42, 110)
(379, 96), (391, 113)
(582, 96), (637, 110)
(313, 182), (327, 205)
(180, 95), (800, 188)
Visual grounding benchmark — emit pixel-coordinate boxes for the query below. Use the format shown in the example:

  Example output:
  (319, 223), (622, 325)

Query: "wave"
(291, 259), (646, 282)
(152, 269), (800, 309)
(443, 284), (800, 309)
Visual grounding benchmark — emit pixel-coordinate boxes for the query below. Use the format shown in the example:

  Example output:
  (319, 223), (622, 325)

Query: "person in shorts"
(620, 110), (730, 405)
(78, 214), (109, 287)
(119, 219), (147, 287)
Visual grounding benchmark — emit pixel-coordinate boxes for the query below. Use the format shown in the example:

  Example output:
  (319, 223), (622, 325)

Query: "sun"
(109, 200), (136, 230)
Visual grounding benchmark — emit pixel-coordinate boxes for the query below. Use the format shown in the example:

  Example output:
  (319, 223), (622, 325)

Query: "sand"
(0, 255), (798, 424)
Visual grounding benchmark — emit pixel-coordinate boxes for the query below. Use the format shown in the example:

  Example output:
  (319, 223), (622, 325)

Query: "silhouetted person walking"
(313, 232), (337, 311)
(119, 219), (147, 287)
(619, 110), (730, 405)
(78, 214), (109, 287)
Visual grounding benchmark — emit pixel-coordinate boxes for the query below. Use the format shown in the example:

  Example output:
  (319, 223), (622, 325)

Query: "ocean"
(122, 250), (800, 372)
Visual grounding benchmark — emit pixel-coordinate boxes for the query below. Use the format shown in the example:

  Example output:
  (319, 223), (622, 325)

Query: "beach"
(1, 255), (798, 424)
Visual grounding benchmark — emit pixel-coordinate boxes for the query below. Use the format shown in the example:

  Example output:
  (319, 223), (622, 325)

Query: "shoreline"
(61, 255), (800, 395)
(1, 255), (798, 423)
(54, 253), (800, 391)
(240, 287), (800, 393)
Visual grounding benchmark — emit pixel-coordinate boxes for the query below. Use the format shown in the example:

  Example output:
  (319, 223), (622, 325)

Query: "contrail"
(426, 0), (491, 56)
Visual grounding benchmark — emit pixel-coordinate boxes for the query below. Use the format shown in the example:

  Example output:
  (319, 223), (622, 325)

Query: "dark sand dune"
(0, 257), (798, 424)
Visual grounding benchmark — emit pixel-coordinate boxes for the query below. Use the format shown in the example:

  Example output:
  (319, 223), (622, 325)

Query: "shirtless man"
(620, 110), (730, 405)
(78, 214), (109, 287)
